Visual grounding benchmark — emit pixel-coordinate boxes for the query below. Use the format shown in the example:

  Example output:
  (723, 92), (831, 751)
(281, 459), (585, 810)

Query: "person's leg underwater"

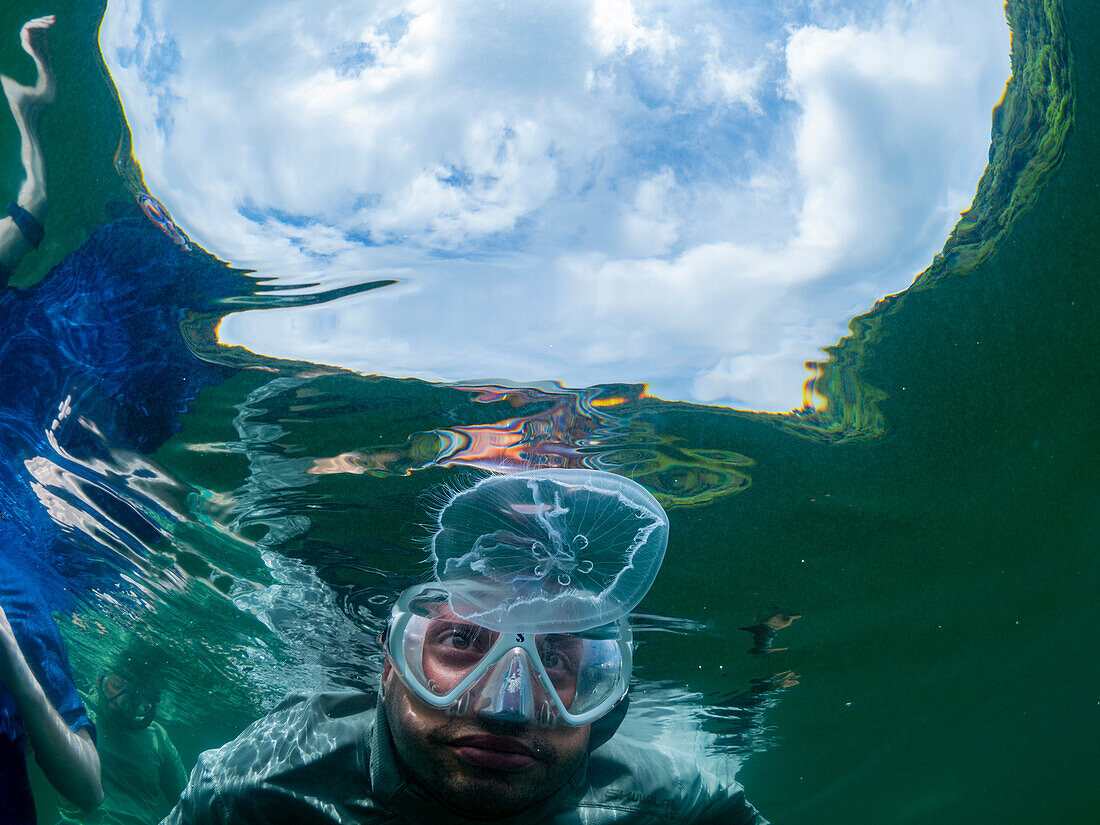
(0, 15), (56, 285)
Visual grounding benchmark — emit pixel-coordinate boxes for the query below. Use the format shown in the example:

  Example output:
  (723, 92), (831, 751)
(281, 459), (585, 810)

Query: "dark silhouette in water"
(56, 647), (188, 825)
(740, 608), (801, 655)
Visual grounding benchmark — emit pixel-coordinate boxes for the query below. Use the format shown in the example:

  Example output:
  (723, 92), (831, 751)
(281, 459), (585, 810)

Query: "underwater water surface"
(0, 0), (1094, 823)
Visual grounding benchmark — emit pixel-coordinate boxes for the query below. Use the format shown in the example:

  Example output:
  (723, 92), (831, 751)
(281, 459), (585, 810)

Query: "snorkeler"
(0, 15), (54, 286)
(56, 660), (187, 825)
(164, 470), (767, 823)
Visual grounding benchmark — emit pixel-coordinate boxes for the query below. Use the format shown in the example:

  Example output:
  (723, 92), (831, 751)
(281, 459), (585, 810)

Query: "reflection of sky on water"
(100, 0), (1008, 411)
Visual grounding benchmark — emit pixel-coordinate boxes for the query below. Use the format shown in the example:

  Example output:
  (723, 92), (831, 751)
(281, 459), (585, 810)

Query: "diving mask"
(386, 582), (631, 727)
(98, 672), (158, 729)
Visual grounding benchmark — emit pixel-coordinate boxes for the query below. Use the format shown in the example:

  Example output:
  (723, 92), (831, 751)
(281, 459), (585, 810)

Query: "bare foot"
(2, 15), (57, 129)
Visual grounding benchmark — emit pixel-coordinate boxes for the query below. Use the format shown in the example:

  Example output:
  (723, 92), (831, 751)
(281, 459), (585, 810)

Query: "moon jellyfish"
(429, 469), (669, 633)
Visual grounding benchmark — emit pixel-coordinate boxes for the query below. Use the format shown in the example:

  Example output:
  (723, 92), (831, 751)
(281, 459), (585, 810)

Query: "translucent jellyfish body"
(429, 469), (669, 633)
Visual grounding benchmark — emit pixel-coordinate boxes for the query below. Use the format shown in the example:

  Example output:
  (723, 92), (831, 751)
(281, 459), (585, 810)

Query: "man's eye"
(439, 624), (488, 652)
(542, 650), (566, 669)
(447, 630), (473, 649)
(538, 638), (578, 672)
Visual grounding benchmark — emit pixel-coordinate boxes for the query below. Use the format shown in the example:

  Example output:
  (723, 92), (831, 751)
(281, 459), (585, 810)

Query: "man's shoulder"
(257, 690), (377, 731)
(147, 718), (182, 754)
(194, 691), (375, 794)
(163, 692), (383, 825)
(579, 736), (766, 824)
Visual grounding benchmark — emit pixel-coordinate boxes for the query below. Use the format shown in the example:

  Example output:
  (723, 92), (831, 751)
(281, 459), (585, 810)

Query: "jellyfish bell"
(429, 469), (669, 634)
(385, 469), (668, 727)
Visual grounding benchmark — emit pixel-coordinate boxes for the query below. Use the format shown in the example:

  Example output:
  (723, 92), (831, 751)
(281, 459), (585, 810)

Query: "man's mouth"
(450, 734), (538, 771)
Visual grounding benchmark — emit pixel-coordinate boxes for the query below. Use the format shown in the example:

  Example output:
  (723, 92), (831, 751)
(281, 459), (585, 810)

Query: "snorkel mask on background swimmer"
(385, 469), (668, 728)
(98, 671), (159, 729)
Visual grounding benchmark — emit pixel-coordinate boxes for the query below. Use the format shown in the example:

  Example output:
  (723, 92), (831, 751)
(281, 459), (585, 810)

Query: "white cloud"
(698, 28), (766, 112)
(590, 0), (676, 57)
(620, 168), (680, 256)
(102, 0), (1009, 410)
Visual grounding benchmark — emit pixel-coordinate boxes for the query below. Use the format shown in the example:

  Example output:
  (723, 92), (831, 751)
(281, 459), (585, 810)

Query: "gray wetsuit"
(161, 692), (767, 825)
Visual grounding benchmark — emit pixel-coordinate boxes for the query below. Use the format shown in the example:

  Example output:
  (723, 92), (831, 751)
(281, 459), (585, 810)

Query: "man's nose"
(478, 648), (534, 724)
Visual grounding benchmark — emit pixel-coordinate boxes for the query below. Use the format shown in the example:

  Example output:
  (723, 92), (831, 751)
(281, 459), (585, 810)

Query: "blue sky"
(101, 0), (1009, 410)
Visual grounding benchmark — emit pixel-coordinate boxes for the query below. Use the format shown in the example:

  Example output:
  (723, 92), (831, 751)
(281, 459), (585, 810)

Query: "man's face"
(382, 661), (590, 819)
(98, 672), (157, 728)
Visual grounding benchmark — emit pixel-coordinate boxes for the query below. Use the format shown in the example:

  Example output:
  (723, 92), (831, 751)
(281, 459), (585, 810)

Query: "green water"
(2, 0), (1096, 822)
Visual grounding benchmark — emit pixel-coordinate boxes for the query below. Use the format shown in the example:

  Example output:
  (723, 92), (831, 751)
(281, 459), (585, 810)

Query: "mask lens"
(564, 636), (624, 715)
(102, 674), (126, 700)
(421, 618), (499, 695)
(535, 634), (583, 707)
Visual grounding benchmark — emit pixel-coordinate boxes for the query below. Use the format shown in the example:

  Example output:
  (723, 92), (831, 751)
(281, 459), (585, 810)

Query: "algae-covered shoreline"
(789, 0), (1075, 441)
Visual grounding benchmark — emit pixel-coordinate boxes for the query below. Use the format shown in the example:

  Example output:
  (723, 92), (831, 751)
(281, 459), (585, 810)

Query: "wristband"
(7, 202), (44, 249)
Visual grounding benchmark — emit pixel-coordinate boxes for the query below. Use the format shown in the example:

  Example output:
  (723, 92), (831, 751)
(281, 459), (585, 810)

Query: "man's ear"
(380, 659), (399, 702)
(379, 626), (393, 685)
